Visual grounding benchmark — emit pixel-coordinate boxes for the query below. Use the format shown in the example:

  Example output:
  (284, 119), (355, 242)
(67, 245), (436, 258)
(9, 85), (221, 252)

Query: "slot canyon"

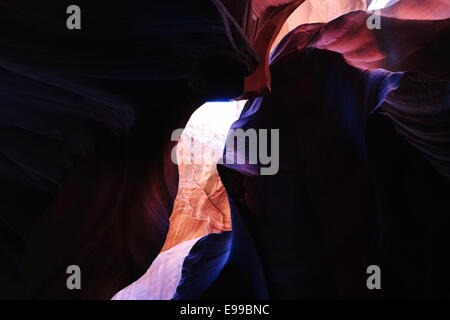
(0, 0), (449, 300)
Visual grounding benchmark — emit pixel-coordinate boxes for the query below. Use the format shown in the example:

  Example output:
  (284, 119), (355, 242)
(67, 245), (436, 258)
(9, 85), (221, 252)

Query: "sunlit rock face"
(162, 101), (245, 251)
(225, 0), (450, 96)
(112, 237), (202, 300)
(273, 0), (367, 48)
(379, 0), (450, 19)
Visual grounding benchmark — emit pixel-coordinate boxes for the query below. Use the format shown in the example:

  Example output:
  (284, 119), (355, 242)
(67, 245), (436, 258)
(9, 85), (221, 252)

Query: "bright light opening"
(182, 101), (246, 147)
